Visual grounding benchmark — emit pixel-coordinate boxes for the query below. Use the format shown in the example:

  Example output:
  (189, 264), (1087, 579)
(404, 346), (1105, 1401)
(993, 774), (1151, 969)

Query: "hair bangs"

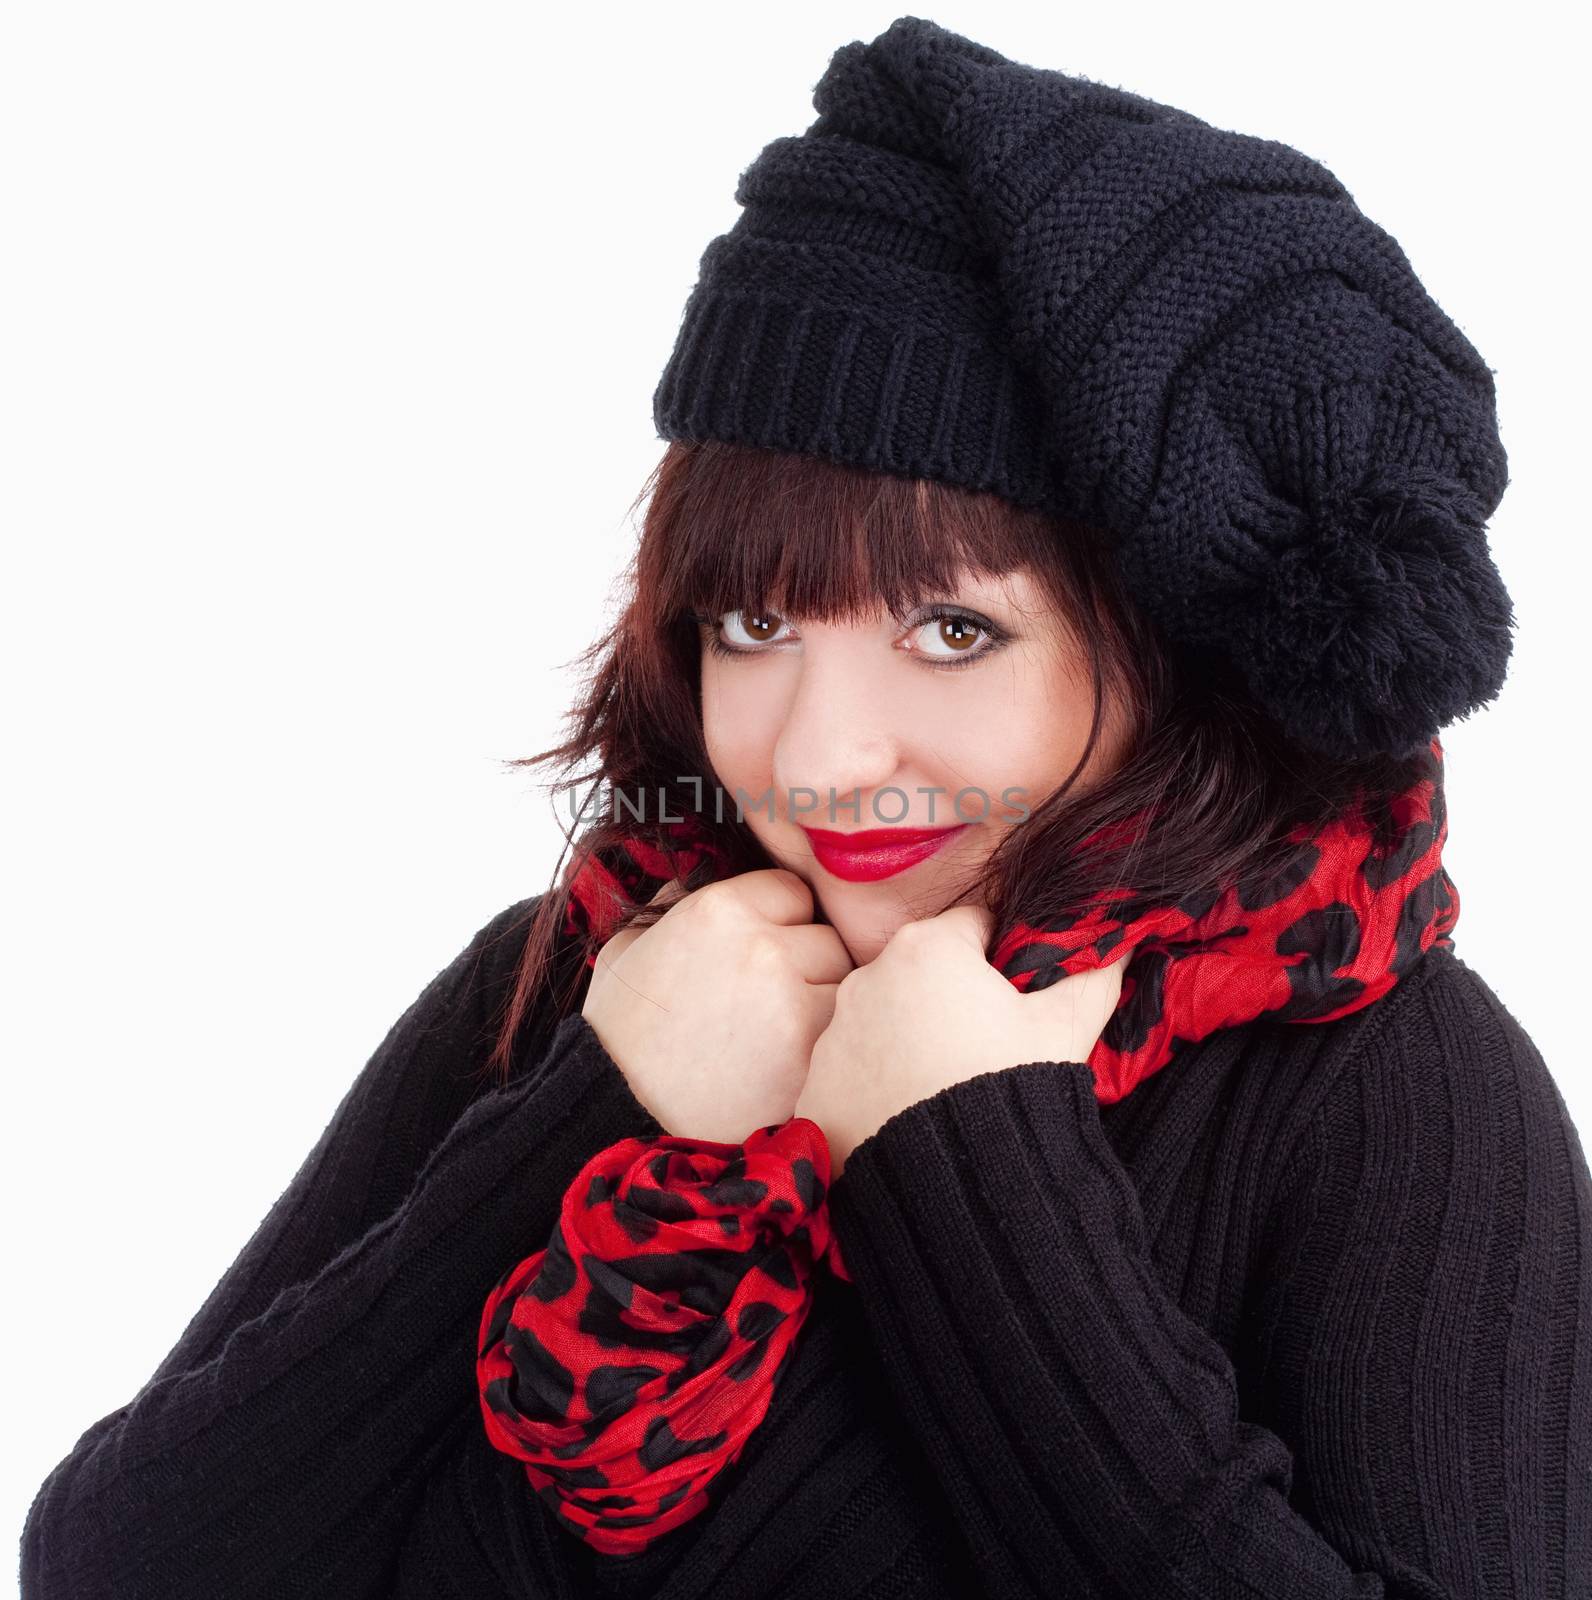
(633, 439), (1047, 633)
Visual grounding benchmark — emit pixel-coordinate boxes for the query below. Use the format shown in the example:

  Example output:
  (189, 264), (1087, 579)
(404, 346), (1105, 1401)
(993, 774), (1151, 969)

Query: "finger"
(1083, 953), (1129, 999)
(802, 977), (843, 1033)
(713, 867), (818, 928)
(1095, 950), (1132, 994)
(776, 921), (857, 985)
(1028, 953), (1127, 1024)
(927, 900), (994, 952)
(1034, 950), (1130, 988)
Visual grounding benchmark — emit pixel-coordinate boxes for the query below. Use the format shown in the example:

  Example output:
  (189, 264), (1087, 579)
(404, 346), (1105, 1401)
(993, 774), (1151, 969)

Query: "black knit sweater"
(19, 893), (1592, 1598)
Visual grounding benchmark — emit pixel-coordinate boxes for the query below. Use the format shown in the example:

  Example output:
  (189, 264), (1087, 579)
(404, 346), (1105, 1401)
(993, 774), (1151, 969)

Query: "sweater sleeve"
(138, 894), (547, 1392)
(19, 911), (666, 1600)
(824, 959), (1592, 1599)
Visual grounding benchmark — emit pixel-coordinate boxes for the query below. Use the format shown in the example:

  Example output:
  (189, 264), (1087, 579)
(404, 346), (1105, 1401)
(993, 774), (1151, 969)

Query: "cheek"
(700, 660), (777, 786)
(930, 655), (1097, 812)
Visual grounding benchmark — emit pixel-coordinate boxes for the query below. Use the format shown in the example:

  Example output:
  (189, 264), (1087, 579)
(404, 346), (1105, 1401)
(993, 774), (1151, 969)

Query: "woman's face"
(698, 563), (1130, 966)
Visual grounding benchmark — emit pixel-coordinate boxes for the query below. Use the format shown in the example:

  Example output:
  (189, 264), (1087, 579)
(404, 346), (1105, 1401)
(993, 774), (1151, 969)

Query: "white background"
(5, 2), (1583, 1580)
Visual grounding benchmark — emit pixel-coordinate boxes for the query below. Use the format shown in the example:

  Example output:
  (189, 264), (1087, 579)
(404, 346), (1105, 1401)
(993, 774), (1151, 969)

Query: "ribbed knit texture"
(20, 893), (1590, 1597)
(651, 16), (1516, 761)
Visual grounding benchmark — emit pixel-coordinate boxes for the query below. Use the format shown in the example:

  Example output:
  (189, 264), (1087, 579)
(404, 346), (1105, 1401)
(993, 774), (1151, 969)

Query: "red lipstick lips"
(801, 823), (969, 883)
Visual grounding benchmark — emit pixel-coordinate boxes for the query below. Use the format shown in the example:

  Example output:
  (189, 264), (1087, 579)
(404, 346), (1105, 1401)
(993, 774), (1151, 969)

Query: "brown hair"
(474, 437), (1428, 1090)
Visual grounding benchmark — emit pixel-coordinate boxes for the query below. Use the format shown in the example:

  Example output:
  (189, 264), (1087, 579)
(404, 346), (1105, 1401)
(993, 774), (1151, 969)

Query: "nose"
(770, 634), (902, 824)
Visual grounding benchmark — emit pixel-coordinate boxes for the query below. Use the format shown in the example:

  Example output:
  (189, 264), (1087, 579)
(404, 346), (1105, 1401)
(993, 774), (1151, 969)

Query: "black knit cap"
(651, 15), (1516, 762)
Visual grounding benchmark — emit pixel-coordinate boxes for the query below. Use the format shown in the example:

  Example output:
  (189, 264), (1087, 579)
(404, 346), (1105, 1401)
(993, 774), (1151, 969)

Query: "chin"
(811, 890), (907, 967)
(828, 919), (884, 968)
(764, 844), (933, 962)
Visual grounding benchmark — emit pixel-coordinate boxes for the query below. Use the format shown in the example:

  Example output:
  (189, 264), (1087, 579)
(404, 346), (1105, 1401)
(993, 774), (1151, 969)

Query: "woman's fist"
(794, 903), (1127, 1177)
(581, 868), (854, 1142)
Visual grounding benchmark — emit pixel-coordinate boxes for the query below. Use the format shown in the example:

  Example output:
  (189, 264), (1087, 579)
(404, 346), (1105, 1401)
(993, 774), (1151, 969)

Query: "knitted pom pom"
(1119, 271), (1516, 763)
(1226, 465), (1516, 759)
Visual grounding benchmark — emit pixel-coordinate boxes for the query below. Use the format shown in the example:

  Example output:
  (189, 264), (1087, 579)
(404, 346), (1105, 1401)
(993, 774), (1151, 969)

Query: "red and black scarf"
(479, 736), (1457, 1554)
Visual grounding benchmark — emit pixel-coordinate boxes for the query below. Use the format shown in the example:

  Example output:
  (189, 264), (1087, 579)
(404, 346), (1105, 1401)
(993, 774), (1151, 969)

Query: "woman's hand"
(581, 868), (855, 1142)
(793, 903), (1128, 1179)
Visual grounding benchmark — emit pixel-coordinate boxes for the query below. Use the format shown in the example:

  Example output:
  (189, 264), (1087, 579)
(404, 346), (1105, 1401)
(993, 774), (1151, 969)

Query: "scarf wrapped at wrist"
(479, 737), (1458, 1554)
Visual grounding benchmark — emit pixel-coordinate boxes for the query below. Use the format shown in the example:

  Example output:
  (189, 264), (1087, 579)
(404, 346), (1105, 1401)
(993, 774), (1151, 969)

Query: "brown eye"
(738, 611), (782, 643)
(936, 616), (982, 652)
(913, 612), (987, 660)
(701, 607), (795, 656)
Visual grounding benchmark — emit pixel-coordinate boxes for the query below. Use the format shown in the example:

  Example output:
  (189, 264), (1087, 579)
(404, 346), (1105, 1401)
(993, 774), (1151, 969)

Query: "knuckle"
(691, 879), (741, 929)
(743, 932), (785, 977)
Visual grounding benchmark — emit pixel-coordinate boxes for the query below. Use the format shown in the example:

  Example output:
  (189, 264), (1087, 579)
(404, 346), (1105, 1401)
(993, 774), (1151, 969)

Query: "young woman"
(22, 17), (1589, 1600)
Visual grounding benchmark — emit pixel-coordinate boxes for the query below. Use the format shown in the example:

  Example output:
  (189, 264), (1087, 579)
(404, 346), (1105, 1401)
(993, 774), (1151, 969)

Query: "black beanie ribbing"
(650, 15), (1515, 762)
